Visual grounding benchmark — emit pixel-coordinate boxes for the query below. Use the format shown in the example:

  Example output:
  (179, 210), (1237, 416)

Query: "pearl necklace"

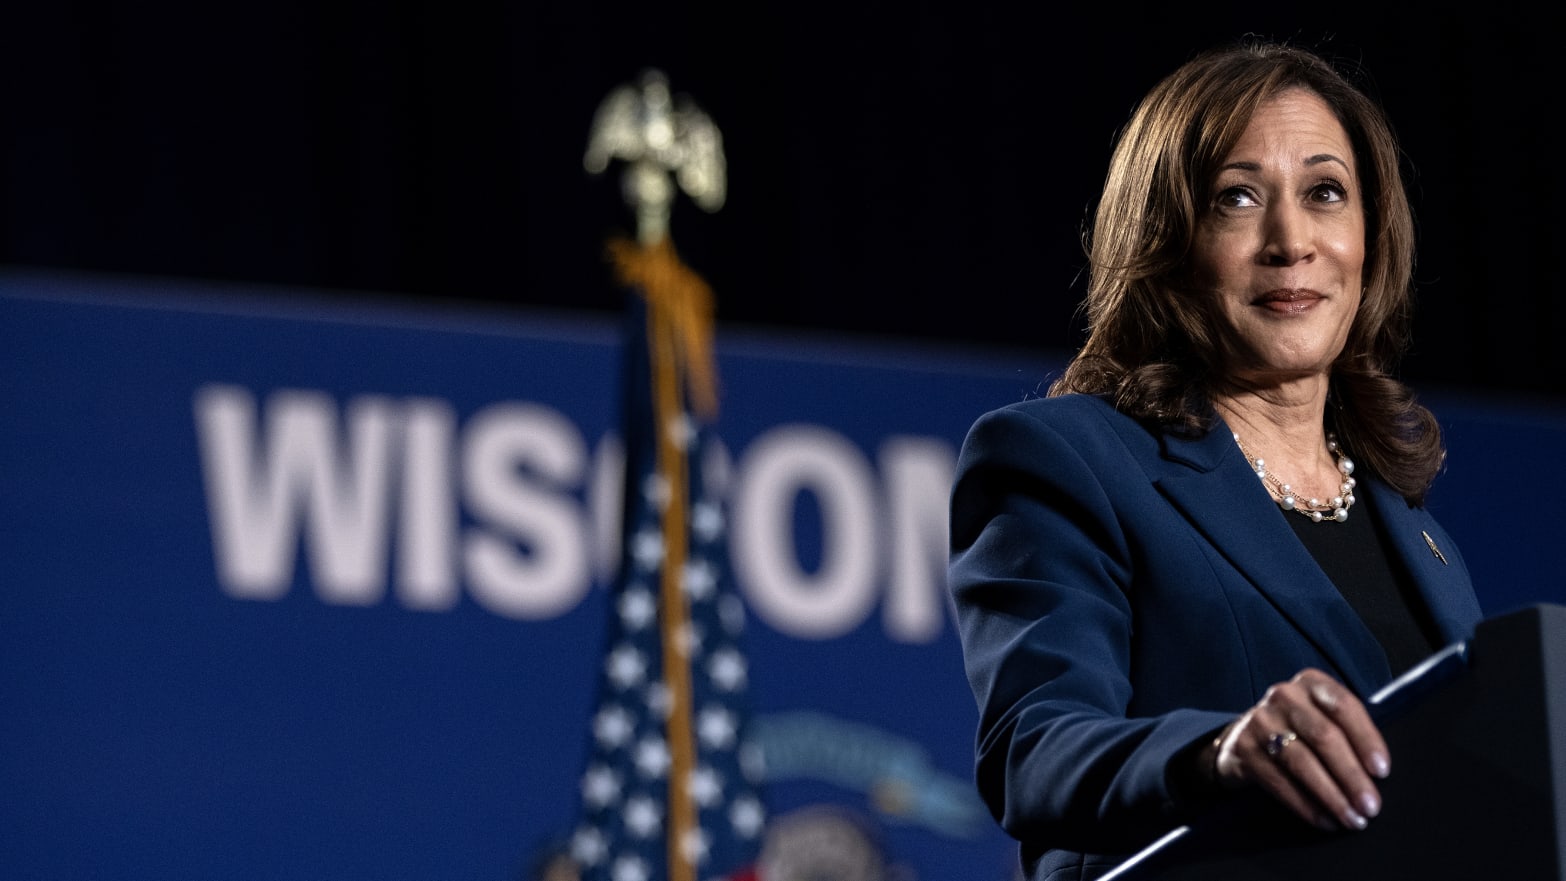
(1232, 431), (1357, 523)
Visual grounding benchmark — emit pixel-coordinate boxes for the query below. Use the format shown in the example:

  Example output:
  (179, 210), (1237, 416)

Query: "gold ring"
(1265, 731), (1298, 758)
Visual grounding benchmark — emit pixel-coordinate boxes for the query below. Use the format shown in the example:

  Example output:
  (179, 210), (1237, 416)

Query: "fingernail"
(1358, 792), (1380, 818)
(1344, 809), (1368, 830)
(1369, 752), (1390, 778)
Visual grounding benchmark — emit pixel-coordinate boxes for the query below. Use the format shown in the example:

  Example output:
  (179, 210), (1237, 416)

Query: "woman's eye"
(1216, 187), (1259, 208)
(1310, 181), (1348, 203)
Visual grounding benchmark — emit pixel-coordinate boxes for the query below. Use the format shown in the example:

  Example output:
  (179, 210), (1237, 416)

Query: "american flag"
(570, 236), (767, 881)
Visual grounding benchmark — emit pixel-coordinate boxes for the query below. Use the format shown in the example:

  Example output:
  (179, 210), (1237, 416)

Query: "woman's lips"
(1253, 288), (1324, 314)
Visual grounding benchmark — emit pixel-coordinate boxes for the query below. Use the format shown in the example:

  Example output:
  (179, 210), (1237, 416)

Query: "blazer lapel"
(1150, 425), (1390, 696)
(1361, 479), (1484, 646)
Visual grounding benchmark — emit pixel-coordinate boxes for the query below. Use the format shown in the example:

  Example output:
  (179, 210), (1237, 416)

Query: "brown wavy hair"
(1049, 39), (1443, 503)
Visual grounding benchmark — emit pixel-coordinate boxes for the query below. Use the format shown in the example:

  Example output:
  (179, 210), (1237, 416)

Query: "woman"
(947, 41), (1484, 881)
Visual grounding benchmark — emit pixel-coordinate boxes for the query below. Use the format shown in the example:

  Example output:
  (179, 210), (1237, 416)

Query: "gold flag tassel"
(608, 235), (720, 422)
(608, 232), (718, 881)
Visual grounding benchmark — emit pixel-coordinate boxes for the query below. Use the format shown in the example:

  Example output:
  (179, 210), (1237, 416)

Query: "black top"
(1285, 488), (1443, 677)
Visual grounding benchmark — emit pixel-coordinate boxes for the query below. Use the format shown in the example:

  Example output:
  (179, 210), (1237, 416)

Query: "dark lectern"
(1105, 603), (1566, 881)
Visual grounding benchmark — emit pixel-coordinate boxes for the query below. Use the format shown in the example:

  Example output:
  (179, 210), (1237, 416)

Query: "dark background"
(5, 3), (1559, 401)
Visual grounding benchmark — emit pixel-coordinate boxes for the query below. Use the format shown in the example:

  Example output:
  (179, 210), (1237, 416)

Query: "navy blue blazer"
(948, 394), (1483, 881)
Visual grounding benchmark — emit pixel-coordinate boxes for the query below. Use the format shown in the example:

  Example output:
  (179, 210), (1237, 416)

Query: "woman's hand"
(1209, 668), (1390, 831)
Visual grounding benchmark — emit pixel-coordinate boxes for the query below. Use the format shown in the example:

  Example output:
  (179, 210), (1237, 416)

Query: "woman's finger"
(1290, 674), (1387, 825)
(1304, 674), (1390, 779)
(1260, 719), (1371, 830)
(1215, 670), (1390, 831)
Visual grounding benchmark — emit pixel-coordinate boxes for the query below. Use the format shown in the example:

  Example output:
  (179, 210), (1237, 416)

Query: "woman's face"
(1190, 87), (1365, 387)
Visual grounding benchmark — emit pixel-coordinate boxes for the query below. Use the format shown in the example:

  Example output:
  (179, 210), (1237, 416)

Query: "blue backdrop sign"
(2, 269), (1561, 881)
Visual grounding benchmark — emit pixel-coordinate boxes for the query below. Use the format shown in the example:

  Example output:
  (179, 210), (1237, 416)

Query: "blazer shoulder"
(965, 393), (1155, 456)
(973, 392), (1127, 435)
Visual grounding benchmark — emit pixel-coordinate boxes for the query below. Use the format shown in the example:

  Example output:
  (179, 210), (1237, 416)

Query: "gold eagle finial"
(584, 69), (726, 244)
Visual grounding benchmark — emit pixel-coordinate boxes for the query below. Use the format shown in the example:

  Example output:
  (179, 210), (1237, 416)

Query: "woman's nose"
(1260, 204), (1314, 265)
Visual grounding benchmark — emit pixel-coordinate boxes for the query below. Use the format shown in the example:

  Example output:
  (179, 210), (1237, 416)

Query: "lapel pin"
(1422, 531), (1448, 565)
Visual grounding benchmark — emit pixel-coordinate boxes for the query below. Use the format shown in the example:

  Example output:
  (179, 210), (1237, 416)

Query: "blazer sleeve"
(948, 403), (1233, 854)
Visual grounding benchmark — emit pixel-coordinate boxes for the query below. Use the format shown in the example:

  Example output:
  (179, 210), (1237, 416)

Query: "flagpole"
(649, 289), (698, 881)
(579, 68), (757, 881)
